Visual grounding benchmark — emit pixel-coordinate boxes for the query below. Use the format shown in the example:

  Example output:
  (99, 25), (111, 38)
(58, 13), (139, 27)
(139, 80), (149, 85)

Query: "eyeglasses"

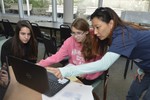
(71, 32), (85, 36)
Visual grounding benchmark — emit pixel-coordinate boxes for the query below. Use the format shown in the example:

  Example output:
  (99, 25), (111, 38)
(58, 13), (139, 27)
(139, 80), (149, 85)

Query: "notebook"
(8, 56), (70, 97)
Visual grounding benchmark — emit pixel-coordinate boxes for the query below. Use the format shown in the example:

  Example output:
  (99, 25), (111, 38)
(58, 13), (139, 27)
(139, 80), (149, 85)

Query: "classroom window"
(74, 0), (98, 21)
(103, 0), (150, 17)
(3, 0), (18, 14)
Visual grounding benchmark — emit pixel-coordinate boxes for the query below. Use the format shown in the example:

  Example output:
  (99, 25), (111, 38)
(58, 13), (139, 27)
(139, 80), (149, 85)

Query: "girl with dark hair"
(1, 20), (38, 64)
(0, 20), (38, 100)
(48, 7), (150, 100)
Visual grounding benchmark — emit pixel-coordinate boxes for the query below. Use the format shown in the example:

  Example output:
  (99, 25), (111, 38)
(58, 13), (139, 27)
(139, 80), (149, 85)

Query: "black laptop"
(8, 56), (70, 97)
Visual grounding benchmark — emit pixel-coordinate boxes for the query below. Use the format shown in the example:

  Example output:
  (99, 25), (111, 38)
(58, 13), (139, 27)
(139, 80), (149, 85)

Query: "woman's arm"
(59, 52), (120, 77)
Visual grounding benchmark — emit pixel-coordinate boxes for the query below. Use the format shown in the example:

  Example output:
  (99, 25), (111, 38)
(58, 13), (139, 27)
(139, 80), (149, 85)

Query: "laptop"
(8, 56), (70, 97)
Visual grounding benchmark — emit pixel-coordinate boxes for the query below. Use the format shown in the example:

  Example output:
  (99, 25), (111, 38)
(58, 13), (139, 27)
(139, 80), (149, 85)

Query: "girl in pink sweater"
(38, 18), (104, 85)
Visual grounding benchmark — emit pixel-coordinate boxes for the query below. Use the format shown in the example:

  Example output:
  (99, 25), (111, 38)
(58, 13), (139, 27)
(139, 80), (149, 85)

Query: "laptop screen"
(8, 55), (50, 93)
(8, 55), (70, 97)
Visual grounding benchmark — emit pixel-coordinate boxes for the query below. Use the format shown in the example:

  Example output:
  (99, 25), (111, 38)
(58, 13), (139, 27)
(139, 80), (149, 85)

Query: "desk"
(0, 17), (71, 30)
(36, 21), (71, 30)
(0, 20), (71, 30)
(35, 21), (71, 38)
(4, 67), (93, 100)
(0, 19), (71, 38)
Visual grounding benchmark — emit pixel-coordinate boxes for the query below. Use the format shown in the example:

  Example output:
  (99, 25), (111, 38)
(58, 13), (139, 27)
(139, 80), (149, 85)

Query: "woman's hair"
(91, 7), (148, 31)
(12, 20), (38, 60)
(90, 7), (148, 54)
(71, 18), (100, 61)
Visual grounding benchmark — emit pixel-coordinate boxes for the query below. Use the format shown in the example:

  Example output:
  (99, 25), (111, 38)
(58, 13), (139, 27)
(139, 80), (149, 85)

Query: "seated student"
(38, 18), (104, 85)
(1, 20), (38, 65)
(38, 18), (106, 99)
(0, 20), (38, 99)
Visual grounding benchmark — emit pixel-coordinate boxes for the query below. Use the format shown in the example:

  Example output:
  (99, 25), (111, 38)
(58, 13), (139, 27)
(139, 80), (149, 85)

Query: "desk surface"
(4, 67), (93, 100)
(35, 21), (71, 30)
(0, 19), (71, 30)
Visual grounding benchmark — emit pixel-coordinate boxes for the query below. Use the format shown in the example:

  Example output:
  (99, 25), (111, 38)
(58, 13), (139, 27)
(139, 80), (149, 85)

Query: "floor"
(0, 36), (139, 100)
(98, 57), (137, 100)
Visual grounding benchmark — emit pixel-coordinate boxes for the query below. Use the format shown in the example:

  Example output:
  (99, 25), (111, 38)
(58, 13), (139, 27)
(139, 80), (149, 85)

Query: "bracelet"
(137, 68), (144, 75)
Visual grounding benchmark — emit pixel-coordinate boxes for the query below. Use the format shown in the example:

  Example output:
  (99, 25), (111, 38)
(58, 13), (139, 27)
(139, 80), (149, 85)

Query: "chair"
(0, 25), (5, 37)
(124, 58), (134, 79)
(103, 69), (109, 100)
(42, 35), (68, 66)
(59, 24), (71, 46)
(2, 19), (15, 38)
(43, 35), (57, 59)
(92, 69), (109, 100)
(31, 23), (44, 43)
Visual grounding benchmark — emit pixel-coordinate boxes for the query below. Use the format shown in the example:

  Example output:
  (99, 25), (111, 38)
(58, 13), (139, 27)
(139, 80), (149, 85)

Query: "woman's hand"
(134, 73), (145, 83)
(0, 70), (9, 87)
(134, 68), (145, 83)
(36, 63), (50, 68)
(46, 67), (63, 79)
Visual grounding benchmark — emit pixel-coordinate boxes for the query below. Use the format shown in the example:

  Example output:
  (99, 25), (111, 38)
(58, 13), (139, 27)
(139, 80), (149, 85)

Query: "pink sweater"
(38, 36), (103, 80)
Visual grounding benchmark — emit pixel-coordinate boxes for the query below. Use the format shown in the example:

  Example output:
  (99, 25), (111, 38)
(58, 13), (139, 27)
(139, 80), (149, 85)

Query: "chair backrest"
(2, 19), (15, 38)
(43, 36), (57, 56)
(59, 24), (71, 45)
(103, 69), (109, 100)
(31, 23), (43, 43)
(0, 25), (4, 36)
(42, 35), (69, 65)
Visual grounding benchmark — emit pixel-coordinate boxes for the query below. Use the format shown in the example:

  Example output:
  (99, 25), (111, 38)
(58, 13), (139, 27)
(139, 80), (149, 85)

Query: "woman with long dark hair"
(49, 7), (150, 100)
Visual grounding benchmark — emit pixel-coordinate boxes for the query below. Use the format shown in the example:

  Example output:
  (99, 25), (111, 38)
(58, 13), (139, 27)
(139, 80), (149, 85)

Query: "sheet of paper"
(67, 76), (79, 82)
(42, 82), (94, 100)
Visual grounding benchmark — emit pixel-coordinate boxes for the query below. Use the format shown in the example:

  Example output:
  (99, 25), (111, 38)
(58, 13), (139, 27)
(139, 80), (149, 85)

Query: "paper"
(42, 82), (94, 100)
(67, 76), (79, 82)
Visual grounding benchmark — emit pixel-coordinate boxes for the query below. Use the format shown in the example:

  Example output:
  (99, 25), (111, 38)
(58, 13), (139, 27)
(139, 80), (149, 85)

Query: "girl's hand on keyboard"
(46, 67), (63, 79)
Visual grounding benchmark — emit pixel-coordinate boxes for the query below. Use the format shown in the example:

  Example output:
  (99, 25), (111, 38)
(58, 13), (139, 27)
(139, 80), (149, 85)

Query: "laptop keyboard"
(44, 72), (70, 97)
(44, 79), (66, 96)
